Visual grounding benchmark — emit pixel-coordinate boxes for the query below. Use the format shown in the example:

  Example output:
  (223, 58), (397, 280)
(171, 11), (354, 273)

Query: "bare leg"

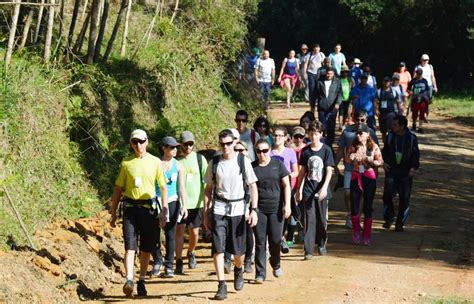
(139, 251), (151, 278)
(234, 254), (244, 268)
(214, 252), (225, 281)
(124, 250), (135, 280)
(187, 227), (199, 254)
(284, 78), (292, 108)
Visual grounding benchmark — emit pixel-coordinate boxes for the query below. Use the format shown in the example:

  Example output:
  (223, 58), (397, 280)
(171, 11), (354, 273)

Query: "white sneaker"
(273, 267), (283, 278)
(345, 215), (352, 229)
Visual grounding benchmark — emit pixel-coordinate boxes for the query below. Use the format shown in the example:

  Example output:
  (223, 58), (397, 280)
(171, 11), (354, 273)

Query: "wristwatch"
(250, 207), (259, 213)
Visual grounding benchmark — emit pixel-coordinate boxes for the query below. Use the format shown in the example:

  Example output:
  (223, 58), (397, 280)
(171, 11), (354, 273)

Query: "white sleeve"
(244, 157), (258, 185)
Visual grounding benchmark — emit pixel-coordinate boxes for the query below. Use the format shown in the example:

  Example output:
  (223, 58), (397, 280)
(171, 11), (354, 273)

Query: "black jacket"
(317, 78), (342, 112)
(382, 129), (420, 178)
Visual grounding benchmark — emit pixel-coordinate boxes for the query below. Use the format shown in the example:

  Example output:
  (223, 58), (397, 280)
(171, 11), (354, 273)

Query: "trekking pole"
(3, 186), (37, 250)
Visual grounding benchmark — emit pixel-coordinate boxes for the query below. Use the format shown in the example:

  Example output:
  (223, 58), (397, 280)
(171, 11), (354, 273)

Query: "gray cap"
(181, 131), (195, 143)
(162, 136), (180, 147)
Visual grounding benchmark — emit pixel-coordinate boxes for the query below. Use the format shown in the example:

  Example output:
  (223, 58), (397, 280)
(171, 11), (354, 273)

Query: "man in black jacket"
(316, 67), (342, 145)
(382, 115), (420, 231)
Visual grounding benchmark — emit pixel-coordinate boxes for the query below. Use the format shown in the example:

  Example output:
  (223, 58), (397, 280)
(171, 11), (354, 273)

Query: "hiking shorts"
(123, 206), (158, 252)
(211, 214), (246, 256)
(178, 208), (203, 229)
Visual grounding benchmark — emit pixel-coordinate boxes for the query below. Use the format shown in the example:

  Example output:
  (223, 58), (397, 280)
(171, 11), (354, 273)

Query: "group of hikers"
(110, 43), (426, 300)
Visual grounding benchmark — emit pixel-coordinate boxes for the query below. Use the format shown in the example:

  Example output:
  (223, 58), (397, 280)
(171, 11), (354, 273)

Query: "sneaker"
(255, 276), (264, 284)
(382, 221), (391, 230)
(424, 118), (429, 123)
(151, 262), (162, 277)
(224, 259), (232, 274)
(122, 280), (134, 297)
(162, 268), (175, 278)
(363, 238), (371, 246)
(304, 254), (313, 260)
(137, 279), (147, 297)
(280, 240), (290, 254)
(175, 259), (184, 275)
(187, 252), (197, 269)
(273, 267), (283, 278)
(345, 215), (353, 229)
(234, 267), (244, 291)
(418, 128), (424, 134)
(412, 123), (417, 131)
(395, 225), (404, 232)
(244, 260), (253, 273)
(287, 240), (295, 248)
(318, 245), (327, 256)
(214, 282), (227, 300)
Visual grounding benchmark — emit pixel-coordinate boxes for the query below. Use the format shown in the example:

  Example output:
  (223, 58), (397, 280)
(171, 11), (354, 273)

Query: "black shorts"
(123, 206), (158, 252)
(339, 101), (350, 118)
(211, 214), (246, 256)
(178, 208), (203, 228)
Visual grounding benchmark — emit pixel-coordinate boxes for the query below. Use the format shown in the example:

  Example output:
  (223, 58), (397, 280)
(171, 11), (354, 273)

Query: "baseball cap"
(421, 54), (430, 60)
(301, 44), (309, 49)
(181, 130), (195, 143)
(356, 124), (370, 133)
(162, 136), (180, 147)
(353, 58), (362, 64)
(392, 73), (400, 80)
(130, 129), (147, 141)
(383, 76), (391, 82)
(416, 67), (423, 74)
(360, 73), (369, 79)
(293, 126), (306, 137)
(399, 61), (406, 67)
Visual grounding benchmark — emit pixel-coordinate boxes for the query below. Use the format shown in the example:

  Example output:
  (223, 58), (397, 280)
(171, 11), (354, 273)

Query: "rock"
(75, 220), (93, 234)
(345, 292), (351, 296)
(32, 256), (62, 276)
(403, 297), (408, 301)
(85, 236), (101, 253)
(52, 230), (80, 243)
(418, 292), (426, 297)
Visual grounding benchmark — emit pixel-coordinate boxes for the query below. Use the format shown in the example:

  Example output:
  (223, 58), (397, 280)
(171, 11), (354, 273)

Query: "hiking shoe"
(162, 268), (175, 278)
(175, 259), (184, 275)
(151, 262), (162, 277)
(395, 225), (404, 232)
(304, 254), (313, 260)
(244, 260), (253, 273)
(122, 280), (134, 297)
(214, 282), (227, 300)
(424, 118), (429, 123)
(318, 245), (327, 256)
(234, 267), (244, 291)
(224, 259), (232, 274)
(418, 128), (424, 134)
(273, 267), (283, 278)
(137, 279), (147, 297)
(280, 240), (290, 254)
(187, 251), (197, 269)
(382, 221), (391, 230)
(345, 215), (353, 229)
(255, 276), (264, 284)
(287, 240), (295, 248)
(412, 123), (417, 131)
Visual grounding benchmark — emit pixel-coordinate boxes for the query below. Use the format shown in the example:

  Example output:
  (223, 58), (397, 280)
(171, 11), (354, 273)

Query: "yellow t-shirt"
(115, 153), (167, 200)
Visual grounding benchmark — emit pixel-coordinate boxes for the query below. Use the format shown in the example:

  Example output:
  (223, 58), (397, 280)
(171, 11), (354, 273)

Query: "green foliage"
(338, 0), (384, 31)
(432, 91), (474, 126)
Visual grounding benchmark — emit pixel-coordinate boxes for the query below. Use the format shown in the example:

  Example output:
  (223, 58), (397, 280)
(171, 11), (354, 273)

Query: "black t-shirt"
(252, 158), (290, 213)
(377, 88), (398, 114)
(299, 143), (335, 200)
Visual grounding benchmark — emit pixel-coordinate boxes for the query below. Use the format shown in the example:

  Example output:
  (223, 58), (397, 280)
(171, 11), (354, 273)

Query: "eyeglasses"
(256, 148), (270, 154)
(355, 118), (367, 123)
(294, 135), (305, 139)
(183, 142), (194, 147)
(258, 124), (267, 128)
(274, 134), (286, 138)
(234, 148), (245, 152)
(131, 139), (146, 145)
(219, 141), (234, 147)
(235, 118), (248, 123)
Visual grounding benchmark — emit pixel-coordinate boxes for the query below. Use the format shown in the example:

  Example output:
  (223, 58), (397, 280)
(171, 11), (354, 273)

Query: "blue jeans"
(259, 82), (271, 110)
(318, 110), (337, 145)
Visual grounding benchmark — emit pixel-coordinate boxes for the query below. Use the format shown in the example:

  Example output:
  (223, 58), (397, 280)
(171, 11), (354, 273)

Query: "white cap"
(229, 128), (240, 140)
(421, 54), (430, 60)
(353, 58), (362, 64)
(301, 44), (308, 49)
(130, 129), (147, 141)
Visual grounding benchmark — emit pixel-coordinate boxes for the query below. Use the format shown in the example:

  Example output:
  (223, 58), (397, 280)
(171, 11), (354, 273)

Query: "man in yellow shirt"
(110, 129), (168, 297)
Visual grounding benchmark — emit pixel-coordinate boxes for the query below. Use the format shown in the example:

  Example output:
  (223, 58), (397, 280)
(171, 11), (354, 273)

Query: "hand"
(203, 210), (211, 230)
(408, 168), (417, 177)
(383, 163), (390, 172)
(110, 213), (116, 228)
(349, 153), (357, 161)
(159, 208), (167, 228)
(318, 187), (328, 201)
(256, 79), (260, 85)
(334, 104), (340, 111)
(278, 77), (281, 83)
(283, 205), (291, 219)
(247, 210), (258, 227)
(271, 80), (275, 86)
(182, 208), (189, 220)
(433, 87), (438, 94)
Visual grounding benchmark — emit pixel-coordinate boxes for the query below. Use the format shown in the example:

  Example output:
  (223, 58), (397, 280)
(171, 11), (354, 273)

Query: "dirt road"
(102, 102), (473, 303)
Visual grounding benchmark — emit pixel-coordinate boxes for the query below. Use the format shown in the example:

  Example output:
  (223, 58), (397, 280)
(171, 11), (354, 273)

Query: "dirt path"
(100, 102), (473, 303)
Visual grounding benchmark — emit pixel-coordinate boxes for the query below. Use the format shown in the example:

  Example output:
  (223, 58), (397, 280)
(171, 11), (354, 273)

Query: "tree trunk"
(102, 0), (128, 64)
(5, 0), (22, 71)
(19, 9), (34, 49)
(44, 0), (56, 62)
(80, 0), (88, 21)
(93, 0), (108, 62)
(66, 0), (81, 54)
(73, 9), (91, 53)
(145, 0), (160, 47)
(86, 0), (100, 64)
(120, 0), (132, 57)
(34, 0), (45, 43)
(131, 1), (159, 60)
(169, 0), (179, 24)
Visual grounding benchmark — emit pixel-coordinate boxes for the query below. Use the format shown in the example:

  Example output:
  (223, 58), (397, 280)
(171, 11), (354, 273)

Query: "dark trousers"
(304, 197), (328, 255)
(367, 115), (376, 130)
(153, 200), (179, 270)
(224, 222), (253, 263)
(383, 175), (413, 226)
(318, 110), (337, 145)
(308, 73), (319, 108)
(253, 211), (284, 279)
(350, 177), (376, 218)
(259, 82), (271, 110)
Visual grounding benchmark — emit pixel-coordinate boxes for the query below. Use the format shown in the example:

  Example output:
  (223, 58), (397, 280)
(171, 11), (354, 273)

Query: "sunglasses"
(258, 124), (267, 128)
(234, 148), (245, 152)
(219, 141), (234, 147)
(355, 118), (367, 123)
(235, 119), (248, 123)
(274, 134), (286, 138)
(131, 139), (146, 145)
(256, 148), (270, 154)
(183, 142), (194, 147)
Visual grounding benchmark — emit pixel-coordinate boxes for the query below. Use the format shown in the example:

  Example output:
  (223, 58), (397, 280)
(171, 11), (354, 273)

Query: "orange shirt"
(398, 70), (412, 96)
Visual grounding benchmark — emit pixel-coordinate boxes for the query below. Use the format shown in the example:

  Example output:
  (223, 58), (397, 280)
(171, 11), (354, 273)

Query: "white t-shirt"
(324, 80), (332, 97)
(255, 58), (275, 83)
(307, 52), (325, 74)
(205, 154), (258, 216)
(239, 128), (260, 162)
(416, 64), (433, 86)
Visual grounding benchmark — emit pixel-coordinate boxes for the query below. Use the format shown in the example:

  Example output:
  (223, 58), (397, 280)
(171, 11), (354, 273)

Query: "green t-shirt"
(179, 151), (208, 209)
(341, 77), (351, 101)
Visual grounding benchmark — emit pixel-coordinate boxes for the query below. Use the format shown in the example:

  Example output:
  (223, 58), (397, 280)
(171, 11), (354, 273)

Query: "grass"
(419, 295), (474, 304)
(432, 90), (474, 125)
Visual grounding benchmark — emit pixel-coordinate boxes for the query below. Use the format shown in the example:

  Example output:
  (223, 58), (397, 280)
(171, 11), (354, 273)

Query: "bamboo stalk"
(44, 0), (55, 62)
(0, 1), (57, 5)
(101, 0), (128, 64)
(66, 0), (81, 55)
(86, 0), (100, 64)
(33, 0), (45, 43)
(169, 0), (179, 24)
(80, 0), (88, 21)
(73, 9), (91, 53)
(4, 0), (21, 71)
(145, 0), (160, 47)
(119, 0), (132, 57)
(93, 0), (108, 62)
(19, 8), (34, 48)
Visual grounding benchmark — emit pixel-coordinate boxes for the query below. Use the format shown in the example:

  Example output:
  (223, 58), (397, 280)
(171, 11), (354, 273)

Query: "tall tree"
(86, 0), (100, 63)
(93, 0), (109, 62)
(34, 0), (45, 43)
(102, 0), (129, 63)
(66, 0), (81, 56)
(44, 0), (56, 62)
(120, 0), (132, 57)
(5, 0), (22, 71)
(19, 9), (34, 48)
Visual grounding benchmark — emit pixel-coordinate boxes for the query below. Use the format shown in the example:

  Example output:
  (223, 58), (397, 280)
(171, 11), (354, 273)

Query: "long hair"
(351, 132), (375, 152)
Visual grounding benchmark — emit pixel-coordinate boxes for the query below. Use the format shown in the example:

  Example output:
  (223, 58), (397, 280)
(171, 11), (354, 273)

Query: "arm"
(318, 166), (333, 201)
(278, 58), (287, 81)
(109, 185), (123, 227)
(281, 176), (291, 219)
(177, 162), (188, 219)
(431, 66), (438, 93)
(158, 184), (168, 227)
(303, 57), (309, 77)
(409, 136), (420, 177)
(368, 145), (383, 167)
(374, 96), (380, 116)
(203, 184), (213, 230)
(334, 81), (342, 109)
(296, 166), (306, 202)
(247, 182), (259, 227)
(290, 162), (299, 180)
(254, 62), (260, 84)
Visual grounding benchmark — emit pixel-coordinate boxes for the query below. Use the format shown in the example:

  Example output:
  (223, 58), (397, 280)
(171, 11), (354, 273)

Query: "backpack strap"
(251, 130), (256, 145)
(211, 155), (220, 185)
(196, 152), (203, 183)
(238, 152), (247, 187)
(212, 153), (247, 203)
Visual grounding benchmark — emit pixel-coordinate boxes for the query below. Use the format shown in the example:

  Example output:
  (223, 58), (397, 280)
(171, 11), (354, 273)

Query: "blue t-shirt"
(350, 84), (377, 116)
(351, 67), (363, 84)
(284, 58), (298, 75)
(329, 52), (346, 75)
(156, 158), (179, 201)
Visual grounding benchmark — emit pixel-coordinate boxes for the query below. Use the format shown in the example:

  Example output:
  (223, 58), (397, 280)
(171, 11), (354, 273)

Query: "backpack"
(196, 152), (205, 183)
(211, 152), (247, 202)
